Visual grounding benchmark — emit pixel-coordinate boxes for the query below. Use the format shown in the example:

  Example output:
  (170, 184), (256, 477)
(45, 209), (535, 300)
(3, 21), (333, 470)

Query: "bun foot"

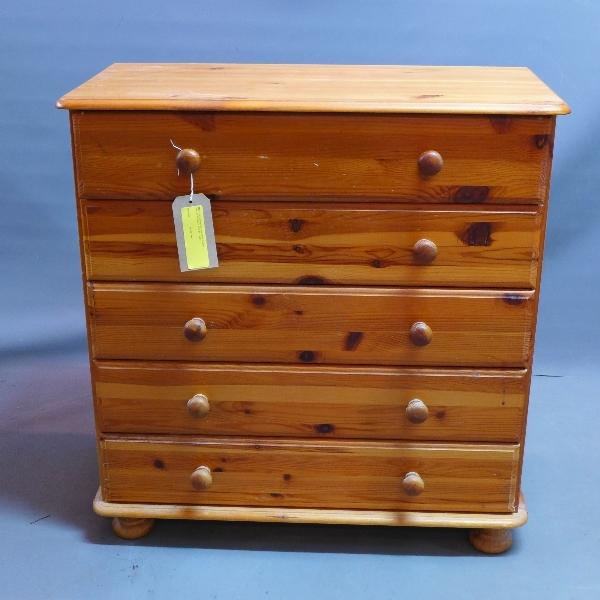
(469, 528), (513, 554)
(112, 517), (155, 540)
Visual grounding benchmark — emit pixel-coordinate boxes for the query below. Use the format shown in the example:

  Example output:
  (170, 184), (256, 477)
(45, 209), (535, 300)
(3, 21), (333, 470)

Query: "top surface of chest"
(58, 63), (569, 115)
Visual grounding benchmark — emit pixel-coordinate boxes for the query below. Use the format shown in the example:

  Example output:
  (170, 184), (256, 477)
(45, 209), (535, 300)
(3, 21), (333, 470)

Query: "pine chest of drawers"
(58, 64), (568, 552)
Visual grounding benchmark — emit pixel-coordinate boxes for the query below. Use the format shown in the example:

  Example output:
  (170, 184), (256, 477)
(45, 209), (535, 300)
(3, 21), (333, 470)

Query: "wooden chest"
(58, 64), (568, 552)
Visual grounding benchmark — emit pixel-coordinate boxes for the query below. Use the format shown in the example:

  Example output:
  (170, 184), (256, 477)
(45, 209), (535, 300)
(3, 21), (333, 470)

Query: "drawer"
(88, 283), (535, 367)
(100, 437), (520, 512)
(94, 362), (527, 442)
(72, 111), (553, 203)
(83, 200), (542, 288)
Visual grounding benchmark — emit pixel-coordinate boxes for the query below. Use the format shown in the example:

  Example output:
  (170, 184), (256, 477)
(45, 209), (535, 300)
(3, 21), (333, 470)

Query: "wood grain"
(88, 283), (535, 367)
(511, 117), (556, 500)
(111, 516), (154, 539)
(100, 436), (520, 512)
(469, 528), (513, 553)
(71, 111), (554, 202)
(94, 488), (528, 528)
(94, 361), (528, 442)
(83, 200), (542, 288)
(59, 64), (569, 531)
(57, 64), (569, 115)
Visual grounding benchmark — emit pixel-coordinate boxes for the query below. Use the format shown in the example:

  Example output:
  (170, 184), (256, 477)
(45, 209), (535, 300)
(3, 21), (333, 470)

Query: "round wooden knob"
(184, 317), (207, 342)
(176, 148), (201, 175)
(409, 321), (432, 346)
(187, 394), (210, 418)
(190, 466), (212, 490)
(406, 398), (429, 424)
(402, 471), (425, 496)
(412, 239), (438, 265)
(418, 150), (444, 177)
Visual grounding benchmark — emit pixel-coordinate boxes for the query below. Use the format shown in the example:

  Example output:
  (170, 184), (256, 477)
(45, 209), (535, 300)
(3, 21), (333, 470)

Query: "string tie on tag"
(170, 139), (195, 203)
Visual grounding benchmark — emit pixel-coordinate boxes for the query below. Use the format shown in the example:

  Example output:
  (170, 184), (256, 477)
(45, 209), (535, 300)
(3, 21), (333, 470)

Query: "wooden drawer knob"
(184, 317), (207, 342)
(418, 150), (443, 177)
(187, 393), (210, 418)
(409, 321), (432, 346)
(190, 466), (213, 490)
(402, 471), (425, 496)
(406, 398), (429, 423)
(176, 148), (201, 175)
(412, 239), (438, 265)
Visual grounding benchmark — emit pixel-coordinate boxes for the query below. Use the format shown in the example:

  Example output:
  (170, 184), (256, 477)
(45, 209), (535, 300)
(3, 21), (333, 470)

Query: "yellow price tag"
(173, 193), (218, 271)
(181, 204), (210, 269)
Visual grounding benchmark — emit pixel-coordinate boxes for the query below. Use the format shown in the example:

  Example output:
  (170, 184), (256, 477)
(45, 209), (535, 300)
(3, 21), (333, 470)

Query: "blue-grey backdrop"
(1, 2), (598, 599)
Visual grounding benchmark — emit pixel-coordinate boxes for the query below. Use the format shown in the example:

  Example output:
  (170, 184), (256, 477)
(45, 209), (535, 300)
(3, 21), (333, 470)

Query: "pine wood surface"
(94, 361), (527, 442)
(71, 111), (554, 202)
(88, 283), (535, 367)
(93, 488), (528, 529)
(57, 64), (569, 115)
(58, 64), (570, 533)
(111, 516), (155, 539)
(82, 200), (542, 288)
(469, 528), (514, 553)
(99, 436), (520, 512)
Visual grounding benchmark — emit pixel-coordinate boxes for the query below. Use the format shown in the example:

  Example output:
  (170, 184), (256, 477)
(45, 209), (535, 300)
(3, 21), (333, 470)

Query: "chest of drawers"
(58, 64), (568, 553)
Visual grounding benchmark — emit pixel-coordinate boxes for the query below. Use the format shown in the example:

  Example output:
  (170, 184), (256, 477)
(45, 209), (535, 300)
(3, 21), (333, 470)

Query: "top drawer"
(71, 112), (554, 203)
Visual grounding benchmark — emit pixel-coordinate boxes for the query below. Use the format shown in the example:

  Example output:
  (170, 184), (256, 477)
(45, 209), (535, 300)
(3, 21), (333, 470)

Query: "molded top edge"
(57, 63), (570, 115)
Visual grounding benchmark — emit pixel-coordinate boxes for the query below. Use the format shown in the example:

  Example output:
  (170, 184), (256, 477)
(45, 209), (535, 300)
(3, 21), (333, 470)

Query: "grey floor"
(0, 351), (598, 599)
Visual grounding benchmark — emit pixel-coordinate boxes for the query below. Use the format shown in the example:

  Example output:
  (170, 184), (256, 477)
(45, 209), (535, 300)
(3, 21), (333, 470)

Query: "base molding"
(93, 489), (527, 530)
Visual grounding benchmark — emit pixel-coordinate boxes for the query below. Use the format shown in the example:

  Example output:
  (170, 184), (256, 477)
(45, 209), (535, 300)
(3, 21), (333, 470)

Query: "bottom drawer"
(101, 437), (519, 513)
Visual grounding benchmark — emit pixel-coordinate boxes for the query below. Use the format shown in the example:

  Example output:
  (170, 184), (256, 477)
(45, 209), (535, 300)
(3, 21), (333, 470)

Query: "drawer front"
(100, 437), (519, 512)
(83, 200), (541, 288)
(89, 284), (535, 367)
(72, 112), (553, 203)
(94, 362), (527, 442)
